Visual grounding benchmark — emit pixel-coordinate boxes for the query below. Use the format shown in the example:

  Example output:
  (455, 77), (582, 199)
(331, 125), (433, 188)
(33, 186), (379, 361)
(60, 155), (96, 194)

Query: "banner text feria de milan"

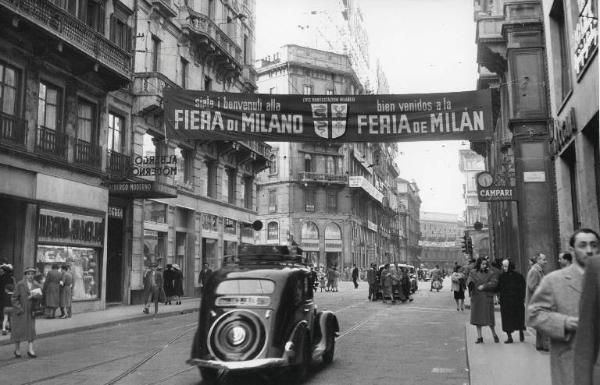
(163, 88), (493, 143)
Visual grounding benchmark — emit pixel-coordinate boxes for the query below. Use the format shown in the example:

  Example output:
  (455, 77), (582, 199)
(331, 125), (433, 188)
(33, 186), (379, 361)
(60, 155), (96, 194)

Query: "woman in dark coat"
(467, 257), (500, 343)
(172, 264), (184, 305)
(11, 267), (42, 358)
(163, 264), (175, 305)
(497, 259), (526, 343)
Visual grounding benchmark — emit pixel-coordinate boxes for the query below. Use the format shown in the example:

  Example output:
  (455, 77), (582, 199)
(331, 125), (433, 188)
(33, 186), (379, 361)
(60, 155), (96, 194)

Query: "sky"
(255, 0), (478, 217)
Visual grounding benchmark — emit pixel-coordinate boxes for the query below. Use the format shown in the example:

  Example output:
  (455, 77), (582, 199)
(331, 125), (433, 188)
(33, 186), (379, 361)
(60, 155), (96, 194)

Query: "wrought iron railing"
(35, 126), (68, 158)
(238, 140), (270, 159)
(183, 10), (243, 65)
(108, 149), (130, 177)
(74, 138), (102, 168)
(1, 0), (131, 78)
(298, 171), (348, 184)
(0, 112), (26, 146)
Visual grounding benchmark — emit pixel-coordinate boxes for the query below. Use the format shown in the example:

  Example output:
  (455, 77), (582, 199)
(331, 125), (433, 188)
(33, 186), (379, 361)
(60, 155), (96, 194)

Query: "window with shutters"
(110, 2), (132, 51)
(79, 0), (105, 33)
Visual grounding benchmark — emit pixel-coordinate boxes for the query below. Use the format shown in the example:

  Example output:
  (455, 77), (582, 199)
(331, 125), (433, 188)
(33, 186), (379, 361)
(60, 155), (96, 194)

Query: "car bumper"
(187, 358), (288, 370)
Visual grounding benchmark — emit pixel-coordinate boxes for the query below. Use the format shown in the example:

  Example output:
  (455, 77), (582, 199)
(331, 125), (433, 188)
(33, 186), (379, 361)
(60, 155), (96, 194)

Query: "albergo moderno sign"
(163, 89), (493, 142)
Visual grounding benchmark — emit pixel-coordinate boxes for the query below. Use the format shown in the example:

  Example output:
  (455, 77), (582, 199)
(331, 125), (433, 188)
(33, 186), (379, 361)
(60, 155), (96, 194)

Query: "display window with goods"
(36, 245), (100, 301)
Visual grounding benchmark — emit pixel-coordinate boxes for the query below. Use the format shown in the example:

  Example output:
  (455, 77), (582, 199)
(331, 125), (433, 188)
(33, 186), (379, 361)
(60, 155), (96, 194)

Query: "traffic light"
(466, 237), (473, 256)
(461, 235), (468, 254)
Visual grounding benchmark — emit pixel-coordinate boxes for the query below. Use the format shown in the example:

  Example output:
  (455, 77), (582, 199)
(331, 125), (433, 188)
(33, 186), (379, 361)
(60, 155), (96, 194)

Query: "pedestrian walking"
(467, 257), (500, 343)
(198, 263), (212, 296)
(496, 259), (526, 343)
(58, 265), (73, 319)
(0, 263), (15, 335)
(318, 269), (326, 292)
(574, 254), (600, 385)
(143, 262), (165, 315)
(558, 252), (572, 268)
(400, 267), (413, 302)
(351, 264), (359, 289)
(450, 265), (465, 311)
(526, 252), (549, 351)
(366, 263), (378, 301)
(430, 265), (442, 291)
(380, 264), (394, 304)
(529, 228), (600, 385)
(163, 264), (175, 305)
(11, 267), (42, 358)
(42, 264), (62, 319)
(172, 264), (184, 305)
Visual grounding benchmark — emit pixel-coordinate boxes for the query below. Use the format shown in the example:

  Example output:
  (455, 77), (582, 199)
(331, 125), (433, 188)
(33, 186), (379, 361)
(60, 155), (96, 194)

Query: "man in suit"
(43, 264), (62, 319)
(574, 253), (600, 385)
(198, 263), (212, 295)
(367, 263), (378, 301)
(526, 252), (549, 351)
(143, 262), (164, 315)
(351, 264), (359, 289)
(528, 228), (600, 385)
(59, 265), (73, 318)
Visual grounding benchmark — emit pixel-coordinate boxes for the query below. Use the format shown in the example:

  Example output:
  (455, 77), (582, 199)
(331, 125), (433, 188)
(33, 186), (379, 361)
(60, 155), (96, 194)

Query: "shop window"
(144, 201), (167, 223)
(38, 81), (62, 131)
(550, 0), (572, 104)
(269, 154), (277, 174)
(305, 189), (316, 212)
(268, 189), (277, 213)
(243, 176), (253, 210)
(108, 112), (124, 153)
(241, 222), (253, 238)
(224, 218), (237, 235)
(326, 190), (337, 211)
(151, 35), (161, 72)
(0, 61), (19, 117)
(267, 221), (279, 241)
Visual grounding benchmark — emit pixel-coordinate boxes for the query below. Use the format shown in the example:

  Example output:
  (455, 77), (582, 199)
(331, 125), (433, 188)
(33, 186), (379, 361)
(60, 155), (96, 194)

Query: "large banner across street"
(163, 88), (493, 143)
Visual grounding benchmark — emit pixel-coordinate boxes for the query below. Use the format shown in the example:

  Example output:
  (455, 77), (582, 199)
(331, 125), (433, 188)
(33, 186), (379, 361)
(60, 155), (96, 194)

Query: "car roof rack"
(223, 244), (307, 267)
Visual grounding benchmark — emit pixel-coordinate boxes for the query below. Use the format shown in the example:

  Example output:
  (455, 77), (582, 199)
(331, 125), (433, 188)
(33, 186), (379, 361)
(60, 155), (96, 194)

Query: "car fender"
(312, 311), (339, 360)
(282, 320), (309, 363)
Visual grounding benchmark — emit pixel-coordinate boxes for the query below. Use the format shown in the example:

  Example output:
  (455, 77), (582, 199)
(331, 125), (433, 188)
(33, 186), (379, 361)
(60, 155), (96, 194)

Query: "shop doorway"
(202, 238), (218, 269)
(0, 198), (26, 268)
(106, 216), (123, 303)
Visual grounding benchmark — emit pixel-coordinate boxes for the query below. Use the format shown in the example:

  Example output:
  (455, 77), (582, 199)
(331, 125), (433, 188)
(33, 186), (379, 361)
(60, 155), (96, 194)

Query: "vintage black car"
(188, 244), (339, 384)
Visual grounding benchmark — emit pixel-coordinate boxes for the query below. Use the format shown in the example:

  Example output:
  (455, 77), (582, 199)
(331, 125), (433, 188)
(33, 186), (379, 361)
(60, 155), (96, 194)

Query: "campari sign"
(163, 89), (493, 143)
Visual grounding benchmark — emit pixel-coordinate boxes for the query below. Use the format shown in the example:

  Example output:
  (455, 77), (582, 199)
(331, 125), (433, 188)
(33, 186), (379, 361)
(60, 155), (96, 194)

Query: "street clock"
(476, 172), (494, 188)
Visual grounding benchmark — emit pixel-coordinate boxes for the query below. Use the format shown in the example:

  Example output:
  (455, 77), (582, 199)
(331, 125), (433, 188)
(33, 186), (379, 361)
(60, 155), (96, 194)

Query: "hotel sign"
(573, 0), (598, 76)
(108, 181), (177, 198)
(163, 89), (493, 143)
(349, 176), (384, 203)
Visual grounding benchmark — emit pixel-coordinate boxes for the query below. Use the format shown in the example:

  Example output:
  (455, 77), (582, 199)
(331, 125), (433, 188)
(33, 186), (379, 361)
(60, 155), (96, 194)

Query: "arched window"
(269, 154), (277, 174)
(301, 221), (319, 240)
(267, 221), (279, 241)
(324, 223), (342, 240)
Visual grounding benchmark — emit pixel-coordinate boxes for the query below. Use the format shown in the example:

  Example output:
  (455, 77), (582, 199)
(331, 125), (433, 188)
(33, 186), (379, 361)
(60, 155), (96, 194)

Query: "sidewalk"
(466, 312), (551, 385)
(0, 297), (201, 346)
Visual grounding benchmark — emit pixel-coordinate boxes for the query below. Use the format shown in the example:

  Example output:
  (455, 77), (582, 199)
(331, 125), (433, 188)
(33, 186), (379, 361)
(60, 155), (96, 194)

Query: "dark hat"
(24, 267), (37, 274)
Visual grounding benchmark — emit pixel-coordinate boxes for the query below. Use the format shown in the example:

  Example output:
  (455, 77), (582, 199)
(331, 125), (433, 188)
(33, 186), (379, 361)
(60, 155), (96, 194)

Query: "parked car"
(188, 244), (339, 384)
(397, 263), (418, 293)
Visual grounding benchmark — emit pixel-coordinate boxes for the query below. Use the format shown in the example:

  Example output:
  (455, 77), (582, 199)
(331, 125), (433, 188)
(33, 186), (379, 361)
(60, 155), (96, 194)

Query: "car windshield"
(216, 279), (275, 295)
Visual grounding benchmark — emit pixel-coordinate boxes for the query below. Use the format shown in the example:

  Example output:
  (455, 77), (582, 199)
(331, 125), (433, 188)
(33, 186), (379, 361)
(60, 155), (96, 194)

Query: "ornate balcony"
(242, 64), (257, 91)
(298, 171), (348, 185)
(73, 138), (102, 169)
(107, 150), (131, 180)
(133, 72), (178, 115)
(35, 126), (68, 159)
(182, 10), (243, 82)
(0, 112), (26, 147)
(150, 0), (177, 18)
(0, 0), (131, 86)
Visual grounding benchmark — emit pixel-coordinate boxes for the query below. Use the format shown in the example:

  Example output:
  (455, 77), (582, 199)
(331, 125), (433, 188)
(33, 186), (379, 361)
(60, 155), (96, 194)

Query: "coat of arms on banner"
(311, 103), (348, 139)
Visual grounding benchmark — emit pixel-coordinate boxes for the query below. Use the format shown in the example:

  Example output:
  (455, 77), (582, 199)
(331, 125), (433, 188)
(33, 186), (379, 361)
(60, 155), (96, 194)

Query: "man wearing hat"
(143, 262), (164, 314)
(367, 263), (378, 301)
(59, 265), (73, 318)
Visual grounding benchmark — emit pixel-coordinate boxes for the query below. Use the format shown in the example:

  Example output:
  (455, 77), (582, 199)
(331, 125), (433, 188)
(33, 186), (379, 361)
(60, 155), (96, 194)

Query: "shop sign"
(38, 209), (104, 247)
(551, 108), (577, 155)
(301, 240), (319, 251)
(108, 181), (177, 198)
(349, 176), (384, 203)
(476, 171), (517, 202)
(573, 0), (598, 76)
(367, 220), (378, 232)
(108, 206), (123, 219)
(163, 89), (493, 143)
(523, 171), (546, 182)
(131, 155), (178, 177)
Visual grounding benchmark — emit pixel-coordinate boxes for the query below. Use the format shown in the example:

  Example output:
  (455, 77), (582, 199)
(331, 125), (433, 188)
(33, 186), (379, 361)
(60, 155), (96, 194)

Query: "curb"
(0, 307), (200, 347)
(464, 323), (472, 385)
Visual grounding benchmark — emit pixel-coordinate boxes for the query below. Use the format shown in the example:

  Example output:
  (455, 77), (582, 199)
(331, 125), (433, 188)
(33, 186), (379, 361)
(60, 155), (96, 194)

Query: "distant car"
(376, 263), (415, 301)
(188, 244), (339, 384)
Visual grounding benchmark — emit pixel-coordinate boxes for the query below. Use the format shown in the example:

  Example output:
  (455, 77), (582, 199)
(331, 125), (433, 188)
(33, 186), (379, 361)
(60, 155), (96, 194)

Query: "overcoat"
(143, 269), (165, 303)
(173, 269), (184, 297)
(574, 256), (600, 385)
(528, 264), (583, 385)
(497, 270), (526, 333)
(380, 269), (393, 298)
(163, 268), (176, 297)
(467, 268), (498, 326)
(525, 264), (544, 309)
(59, 271), (73, 307)
(0, 270), (15, 309)
(43, 269), (62, 308)
(11, 279), (39, 342)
